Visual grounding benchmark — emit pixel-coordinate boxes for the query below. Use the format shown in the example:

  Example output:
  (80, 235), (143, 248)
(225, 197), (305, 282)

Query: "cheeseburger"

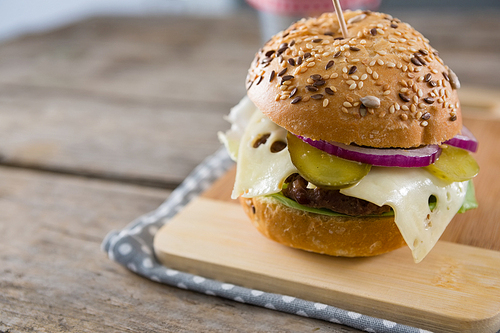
(219, 10), (479, 263)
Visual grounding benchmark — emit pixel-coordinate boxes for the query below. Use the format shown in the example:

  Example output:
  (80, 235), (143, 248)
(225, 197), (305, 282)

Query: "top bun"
(246, 11), (462, 148)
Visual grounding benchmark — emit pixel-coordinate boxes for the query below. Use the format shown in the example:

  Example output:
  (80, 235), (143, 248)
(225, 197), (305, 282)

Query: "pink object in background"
(247, 0), (381, 15)
(246, 0), (381, 41)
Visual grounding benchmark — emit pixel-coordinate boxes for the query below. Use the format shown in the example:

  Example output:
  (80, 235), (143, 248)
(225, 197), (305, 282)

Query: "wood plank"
(0, 14), (260, 105)
(155, 197), (500, 332)
(0, 166), (359, 332)
(0, 84), (231, 187)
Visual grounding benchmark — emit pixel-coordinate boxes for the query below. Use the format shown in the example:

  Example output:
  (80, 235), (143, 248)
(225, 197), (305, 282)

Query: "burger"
(218, 10), (479, 263)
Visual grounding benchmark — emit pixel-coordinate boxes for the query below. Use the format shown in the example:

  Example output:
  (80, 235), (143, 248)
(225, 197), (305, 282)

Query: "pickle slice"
(424, 145), (479, 182)
(287, 133), (371, 189)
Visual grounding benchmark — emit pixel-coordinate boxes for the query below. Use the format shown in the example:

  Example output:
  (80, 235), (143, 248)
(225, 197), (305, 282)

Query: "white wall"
(0, 0), (240, 41)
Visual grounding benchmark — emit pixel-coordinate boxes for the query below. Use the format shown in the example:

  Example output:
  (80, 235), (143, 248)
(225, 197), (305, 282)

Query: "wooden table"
(0, 8), (499, 332)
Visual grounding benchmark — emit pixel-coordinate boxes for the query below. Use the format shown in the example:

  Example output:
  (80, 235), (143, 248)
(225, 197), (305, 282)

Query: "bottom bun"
(239, 195), (406, 257)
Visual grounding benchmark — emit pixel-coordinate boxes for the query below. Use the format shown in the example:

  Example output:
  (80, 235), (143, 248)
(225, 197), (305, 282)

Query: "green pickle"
(287, 133), (371, 189)
(424, 145), (479, 182)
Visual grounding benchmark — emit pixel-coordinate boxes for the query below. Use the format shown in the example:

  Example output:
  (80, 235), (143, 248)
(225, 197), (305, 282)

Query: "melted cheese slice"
(231, 109), (298, 199)
(217, 96), (257, 161)
(341, 168), (468, 263)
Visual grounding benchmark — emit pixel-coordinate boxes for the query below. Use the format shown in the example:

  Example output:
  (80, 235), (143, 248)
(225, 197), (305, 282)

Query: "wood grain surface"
(0, 7), (499, 333)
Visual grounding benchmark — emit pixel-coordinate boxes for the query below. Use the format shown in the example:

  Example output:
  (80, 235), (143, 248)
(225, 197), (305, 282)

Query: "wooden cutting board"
(154, 93), (500, 333)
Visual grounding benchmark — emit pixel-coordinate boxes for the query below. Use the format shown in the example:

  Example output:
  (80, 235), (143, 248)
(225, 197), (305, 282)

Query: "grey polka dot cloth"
(102, 147), (432, 333)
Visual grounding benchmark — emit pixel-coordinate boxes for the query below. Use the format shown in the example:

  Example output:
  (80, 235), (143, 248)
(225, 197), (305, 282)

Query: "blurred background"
(1, 0), (500, 42)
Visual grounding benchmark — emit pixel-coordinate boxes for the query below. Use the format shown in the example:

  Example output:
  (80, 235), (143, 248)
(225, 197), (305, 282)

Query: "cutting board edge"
(154, 196), (500, 333)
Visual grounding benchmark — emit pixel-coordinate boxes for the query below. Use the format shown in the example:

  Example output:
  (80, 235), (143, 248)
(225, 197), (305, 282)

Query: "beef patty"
(282, 174), (392, 216)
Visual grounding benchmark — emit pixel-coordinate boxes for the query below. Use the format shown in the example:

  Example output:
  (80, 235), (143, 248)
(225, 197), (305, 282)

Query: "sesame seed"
(307, 62), (316, 68)
(349, 83), (357, 90)
(358, 81), (364, 89)
(418, 103), (427, 109)
(421, 121), (429, 127)
(377, 59), (385, 66)
(402, 105), (409, 111)
(383, 90), (391, 95)
(346, 96), (354, 103)
(275, 94), (280, 101)
(372, 72), (379, 80)
(350, 59), (360, 63)
(342, 107), (349, 113)
(366, 67), (373, 74)
(387, 62), (396, 68)
(389, 37), (398, 43)
(302, 96), (310, 102)
(400, 114), (408, 120)
(343, 102), (353, 108)
(413, 96), (419, 103)
(369, 60), (376, 66)
(400, 88), (408, 93)
(411, 104), (417, 112)
(389, 105), (395, 113)
(346, 80), (355, 85)
(395, 103), (401, 111)
(376, 28), (385, 35)
(306, 43), (313, 49)
(279, 85), (288, 91)
(323, 99), (329, 107)
(291, 96), (302, 104)
(331, 73), (339, 79)
(417, 89), (423, 97)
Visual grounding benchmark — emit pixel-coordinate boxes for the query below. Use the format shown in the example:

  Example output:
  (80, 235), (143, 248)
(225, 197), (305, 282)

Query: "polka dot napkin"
(102, 147), (432, 333)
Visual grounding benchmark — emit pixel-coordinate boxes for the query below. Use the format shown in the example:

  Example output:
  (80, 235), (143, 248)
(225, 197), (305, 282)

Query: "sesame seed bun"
(239, 196), (406, 257)
(246, 10), (462, 148)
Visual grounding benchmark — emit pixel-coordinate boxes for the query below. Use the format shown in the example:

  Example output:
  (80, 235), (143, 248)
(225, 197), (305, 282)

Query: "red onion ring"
(297, 135), (442, 168)
(444, 126), (478, 153)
